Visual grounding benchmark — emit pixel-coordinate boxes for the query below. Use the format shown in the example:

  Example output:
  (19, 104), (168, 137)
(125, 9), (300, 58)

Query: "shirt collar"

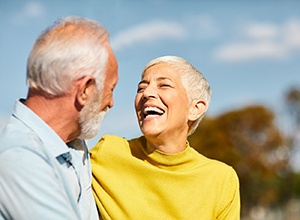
(13, 99), (70, 158)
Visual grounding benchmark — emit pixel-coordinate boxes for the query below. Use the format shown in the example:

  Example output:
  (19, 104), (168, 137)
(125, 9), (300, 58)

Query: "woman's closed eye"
(137, 85), (146, 93)
(159, 83), (172, 88)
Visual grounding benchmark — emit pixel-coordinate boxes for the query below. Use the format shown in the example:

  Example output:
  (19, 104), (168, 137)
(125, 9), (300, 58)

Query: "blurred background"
(1, 0), (300, 219)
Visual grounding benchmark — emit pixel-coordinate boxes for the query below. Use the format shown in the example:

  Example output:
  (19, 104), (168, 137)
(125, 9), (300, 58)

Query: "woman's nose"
(142, 85), (157, 99)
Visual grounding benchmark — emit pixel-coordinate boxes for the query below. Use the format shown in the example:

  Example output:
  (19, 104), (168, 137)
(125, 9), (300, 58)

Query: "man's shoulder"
(0, 116), (41, 153)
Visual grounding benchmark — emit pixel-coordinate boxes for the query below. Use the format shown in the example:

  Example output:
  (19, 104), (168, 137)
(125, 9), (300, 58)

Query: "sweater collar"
(139, 136), (200, 171)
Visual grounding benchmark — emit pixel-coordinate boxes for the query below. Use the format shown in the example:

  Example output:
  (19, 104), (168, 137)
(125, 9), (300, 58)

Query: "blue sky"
(1, 0), (300, 147)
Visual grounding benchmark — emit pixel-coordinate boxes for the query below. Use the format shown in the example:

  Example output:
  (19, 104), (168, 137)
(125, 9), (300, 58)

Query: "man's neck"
(25, 90), (79, 143)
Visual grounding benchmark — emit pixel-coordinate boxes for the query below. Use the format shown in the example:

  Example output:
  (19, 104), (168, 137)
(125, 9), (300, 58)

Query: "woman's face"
(135, 62), (190, 140)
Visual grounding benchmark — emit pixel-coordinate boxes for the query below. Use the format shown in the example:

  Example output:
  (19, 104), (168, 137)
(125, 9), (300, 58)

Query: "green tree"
(283, 87), (300, 201)
(286, 87), (300, 129)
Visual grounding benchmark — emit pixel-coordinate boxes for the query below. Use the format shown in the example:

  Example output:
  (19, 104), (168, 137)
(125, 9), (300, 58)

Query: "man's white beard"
(78, 91), (109, 139)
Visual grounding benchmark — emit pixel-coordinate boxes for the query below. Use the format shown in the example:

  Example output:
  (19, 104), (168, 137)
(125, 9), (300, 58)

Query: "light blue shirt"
(0, 100), (98, 220)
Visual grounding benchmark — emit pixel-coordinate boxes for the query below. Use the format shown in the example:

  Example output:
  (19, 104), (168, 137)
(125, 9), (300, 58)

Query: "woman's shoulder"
(90, 134), (145, 156)
(189, 147), (236, 174)
(92, 134), (128, 151)
(99, 134), (144, 143)
(90, 134), (126, 158)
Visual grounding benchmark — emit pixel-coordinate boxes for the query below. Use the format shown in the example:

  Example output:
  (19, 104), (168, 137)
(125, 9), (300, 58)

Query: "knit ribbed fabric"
(90, 135), (240, 220)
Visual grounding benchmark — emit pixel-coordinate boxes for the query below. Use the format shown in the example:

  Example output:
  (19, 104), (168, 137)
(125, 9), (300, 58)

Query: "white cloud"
(215, 42), (287, 62)
(111, 20), (186, 51)
(10, 2), (45, 25)
(110, 15), (220, 52)
(283, 19), (300, 49)
(24, 2), (44, 18)
(214, 18), (300, 62)
(245, 23), (278, 39)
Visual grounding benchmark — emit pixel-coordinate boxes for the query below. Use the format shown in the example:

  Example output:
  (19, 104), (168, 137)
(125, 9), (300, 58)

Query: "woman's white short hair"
(142, 55), (212, 136)
(27, 16), (109, 96)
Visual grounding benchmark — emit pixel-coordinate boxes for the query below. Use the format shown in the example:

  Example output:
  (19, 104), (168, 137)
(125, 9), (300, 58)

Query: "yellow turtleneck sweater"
(90, 135), (240, 220)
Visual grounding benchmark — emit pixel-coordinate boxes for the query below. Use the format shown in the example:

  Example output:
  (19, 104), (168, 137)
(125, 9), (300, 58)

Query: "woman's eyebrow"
(138, 79), (149, 85)
(156, 77), (172, 82)
(138, 77), (172, 85)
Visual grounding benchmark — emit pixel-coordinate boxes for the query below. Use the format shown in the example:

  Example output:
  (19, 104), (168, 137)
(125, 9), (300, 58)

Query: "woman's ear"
(188, 99), (207, 121)
(76, 75), (95, 106)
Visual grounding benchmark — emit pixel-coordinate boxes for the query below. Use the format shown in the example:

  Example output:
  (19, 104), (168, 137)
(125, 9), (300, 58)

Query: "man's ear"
(188, 99), (207, 121)
(76, 75), (95, 106)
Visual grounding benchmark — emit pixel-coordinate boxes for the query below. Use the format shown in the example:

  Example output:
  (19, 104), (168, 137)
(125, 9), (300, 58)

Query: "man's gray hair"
(142, 55), (212, 135)
(27, 16), (109, 96)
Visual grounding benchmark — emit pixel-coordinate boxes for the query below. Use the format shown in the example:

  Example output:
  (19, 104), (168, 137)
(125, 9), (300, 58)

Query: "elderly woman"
(90, 56), (240, 219)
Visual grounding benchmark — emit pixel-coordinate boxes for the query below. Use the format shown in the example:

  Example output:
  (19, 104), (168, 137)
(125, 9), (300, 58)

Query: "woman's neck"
(145, 135), (187, 154)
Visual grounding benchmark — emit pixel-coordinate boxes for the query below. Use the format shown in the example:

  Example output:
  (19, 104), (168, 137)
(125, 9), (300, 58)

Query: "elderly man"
(0, 17), (118, 220)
